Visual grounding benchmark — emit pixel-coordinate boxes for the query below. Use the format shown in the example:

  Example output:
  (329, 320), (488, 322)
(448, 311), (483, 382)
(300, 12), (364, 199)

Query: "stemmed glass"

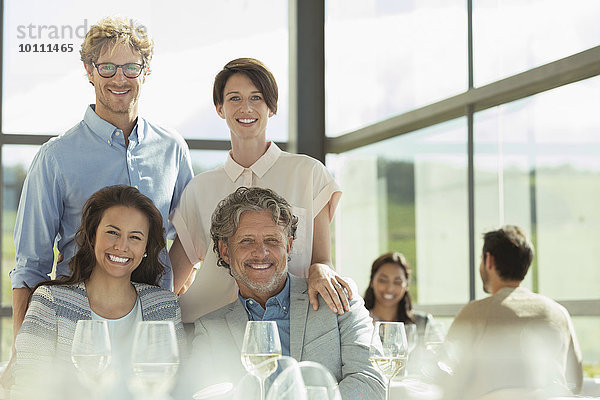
(241, 321), (282, 400)
(369, 322), (408, 400)
(404, 324), (418, 376)
(423, 322), (445, 355)
(405, 324), (418, 355)
(422, 321), (454, 377)
(129, 321), (180, 400)
(71, 320), (112, 396)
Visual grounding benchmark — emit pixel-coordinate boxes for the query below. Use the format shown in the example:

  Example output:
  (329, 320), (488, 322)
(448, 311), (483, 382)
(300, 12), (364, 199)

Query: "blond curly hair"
(80, 16), (154, 70)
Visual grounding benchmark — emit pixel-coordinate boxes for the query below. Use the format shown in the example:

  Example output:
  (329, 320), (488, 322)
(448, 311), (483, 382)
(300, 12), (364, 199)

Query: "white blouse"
(91, 297), (142, 400)
(91, 297), (142, 366)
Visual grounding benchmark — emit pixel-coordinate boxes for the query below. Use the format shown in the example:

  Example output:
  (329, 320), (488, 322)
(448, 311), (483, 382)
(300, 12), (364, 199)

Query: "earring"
(143, 253), (147, 258)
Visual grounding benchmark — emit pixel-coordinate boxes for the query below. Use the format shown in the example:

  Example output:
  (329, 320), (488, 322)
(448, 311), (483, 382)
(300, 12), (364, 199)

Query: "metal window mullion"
(467, 0), (476, 301)
(326, 45), (600, 155)
(289, 0), (325, 161)
(468, 107), (475, 301)
(1, 0), (5, 357)
(0, 135), (287, 153)
(416, 299), (600, 317)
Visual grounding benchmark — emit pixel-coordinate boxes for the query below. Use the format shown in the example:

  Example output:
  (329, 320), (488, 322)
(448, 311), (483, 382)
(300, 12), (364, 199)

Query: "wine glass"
(129, 321), (180, 400)
(299, 361), (342, 400)
(405, 324), (418, 355)
(241, 321), (282, 400)
(423, 322), (445, 355)
(71, 320), (112, 395)
(423, 321), (455, 377)
(369, 322), (408, 400)
(404, 324), (418, 376)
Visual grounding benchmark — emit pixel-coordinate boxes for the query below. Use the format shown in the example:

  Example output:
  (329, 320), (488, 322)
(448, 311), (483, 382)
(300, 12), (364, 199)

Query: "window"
(3, 0), (289, 140)
(328, 118), (469, 304)
(1, 145), (40, 359)
(473, 0), (600, 86)
(474, 76), (600, 300)
(324, 0), (600, 377)
(325, 0), (467, 137)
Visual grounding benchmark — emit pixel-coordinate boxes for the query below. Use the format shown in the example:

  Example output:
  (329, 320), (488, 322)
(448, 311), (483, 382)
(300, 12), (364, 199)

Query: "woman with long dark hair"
(364, 252), (433, 336)
(12, 185), (185, 388)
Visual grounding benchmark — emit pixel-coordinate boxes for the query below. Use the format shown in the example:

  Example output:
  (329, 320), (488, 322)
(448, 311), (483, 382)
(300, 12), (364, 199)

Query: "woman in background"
(364, 251), (434, 336)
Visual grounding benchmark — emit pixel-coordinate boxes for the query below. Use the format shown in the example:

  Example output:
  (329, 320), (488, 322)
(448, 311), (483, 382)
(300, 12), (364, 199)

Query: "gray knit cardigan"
(13, 281), (186, 381)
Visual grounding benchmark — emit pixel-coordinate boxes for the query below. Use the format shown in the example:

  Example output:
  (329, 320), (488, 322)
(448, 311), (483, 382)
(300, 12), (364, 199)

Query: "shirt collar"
(223, 141), (282, 182)
(239, 273), (291, 313)
(84, 104), (145, 146)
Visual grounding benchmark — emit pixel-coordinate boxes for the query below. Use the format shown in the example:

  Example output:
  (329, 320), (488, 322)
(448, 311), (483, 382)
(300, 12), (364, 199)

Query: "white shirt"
(171, 142), (342, 322)
(91, 297), (143, 366)
(91, 297), (143, 400)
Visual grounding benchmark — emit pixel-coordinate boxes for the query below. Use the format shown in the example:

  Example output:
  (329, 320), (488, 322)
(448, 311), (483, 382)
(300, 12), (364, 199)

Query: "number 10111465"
(19, 43), (74, 53)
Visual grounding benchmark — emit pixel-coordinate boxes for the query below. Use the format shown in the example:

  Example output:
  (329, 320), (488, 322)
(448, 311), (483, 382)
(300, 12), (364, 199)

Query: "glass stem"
(259, 377), (265, 400)
(385, 378), (391, 400)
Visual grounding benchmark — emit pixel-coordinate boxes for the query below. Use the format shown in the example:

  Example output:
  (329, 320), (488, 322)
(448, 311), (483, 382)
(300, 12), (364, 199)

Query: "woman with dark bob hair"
(364, 252), (434, 336)
(169, 58), (351, 323)
(12, 185), (185, 387)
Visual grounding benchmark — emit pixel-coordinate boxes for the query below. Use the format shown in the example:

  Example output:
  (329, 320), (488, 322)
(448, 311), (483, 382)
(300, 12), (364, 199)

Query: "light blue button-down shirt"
(10, 105), (193, 290)
(239, 274), (291, 356)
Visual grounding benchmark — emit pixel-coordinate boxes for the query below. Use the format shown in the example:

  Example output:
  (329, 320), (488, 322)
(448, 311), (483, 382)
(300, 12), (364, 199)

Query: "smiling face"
(93, 205), (149, 282)
(371, 262), (408, 308)
(218, 210), (292, 300)
(85, 43), (146, 123)
(216, 73), (274, 145)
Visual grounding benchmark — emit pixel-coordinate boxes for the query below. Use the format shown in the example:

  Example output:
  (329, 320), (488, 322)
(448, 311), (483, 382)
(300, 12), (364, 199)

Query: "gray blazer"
(191, 274), (385, 399)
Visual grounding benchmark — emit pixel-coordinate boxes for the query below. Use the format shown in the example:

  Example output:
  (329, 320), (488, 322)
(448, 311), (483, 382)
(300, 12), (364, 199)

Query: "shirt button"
(107, 140), (111, 144)
(249, 300), (253, 305)
(115, 131), (120, 136)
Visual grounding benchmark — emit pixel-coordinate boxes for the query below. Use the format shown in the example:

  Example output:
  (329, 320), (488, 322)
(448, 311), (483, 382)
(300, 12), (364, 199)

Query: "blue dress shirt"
(239, 274), (291, 356)
(10, 105), (193, 290)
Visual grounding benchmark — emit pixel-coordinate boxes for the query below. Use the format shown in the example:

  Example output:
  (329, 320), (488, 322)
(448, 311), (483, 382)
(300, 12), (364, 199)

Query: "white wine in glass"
(241, 321), (282, 400)
(369, 354), (407, 379)
(129, 321), (180, 400)
(71, 320), (112, 384)
(241, 353), (281, 380)
(369, 322), (408, 400)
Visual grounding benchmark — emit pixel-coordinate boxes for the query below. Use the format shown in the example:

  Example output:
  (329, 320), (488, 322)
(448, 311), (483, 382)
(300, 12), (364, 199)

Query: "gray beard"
(231, 264), (288, 295)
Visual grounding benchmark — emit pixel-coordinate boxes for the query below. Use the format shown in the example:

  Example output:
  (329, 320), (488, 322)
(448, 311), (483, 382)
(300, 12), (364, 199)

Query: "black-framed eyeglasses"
(92, 62), (145, 78)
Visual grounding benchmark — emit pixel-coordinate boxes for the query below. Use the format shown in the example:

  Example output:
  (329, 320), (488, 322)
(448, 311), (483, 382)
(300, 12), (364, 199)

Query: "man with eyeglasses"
(9, 17), (193, 340)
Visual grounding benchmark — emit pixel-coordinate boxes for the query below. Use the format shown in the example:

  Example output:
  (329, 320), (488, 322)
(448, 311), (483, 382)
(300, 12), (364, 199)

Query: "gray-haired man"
(189, 187), (384, 399)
